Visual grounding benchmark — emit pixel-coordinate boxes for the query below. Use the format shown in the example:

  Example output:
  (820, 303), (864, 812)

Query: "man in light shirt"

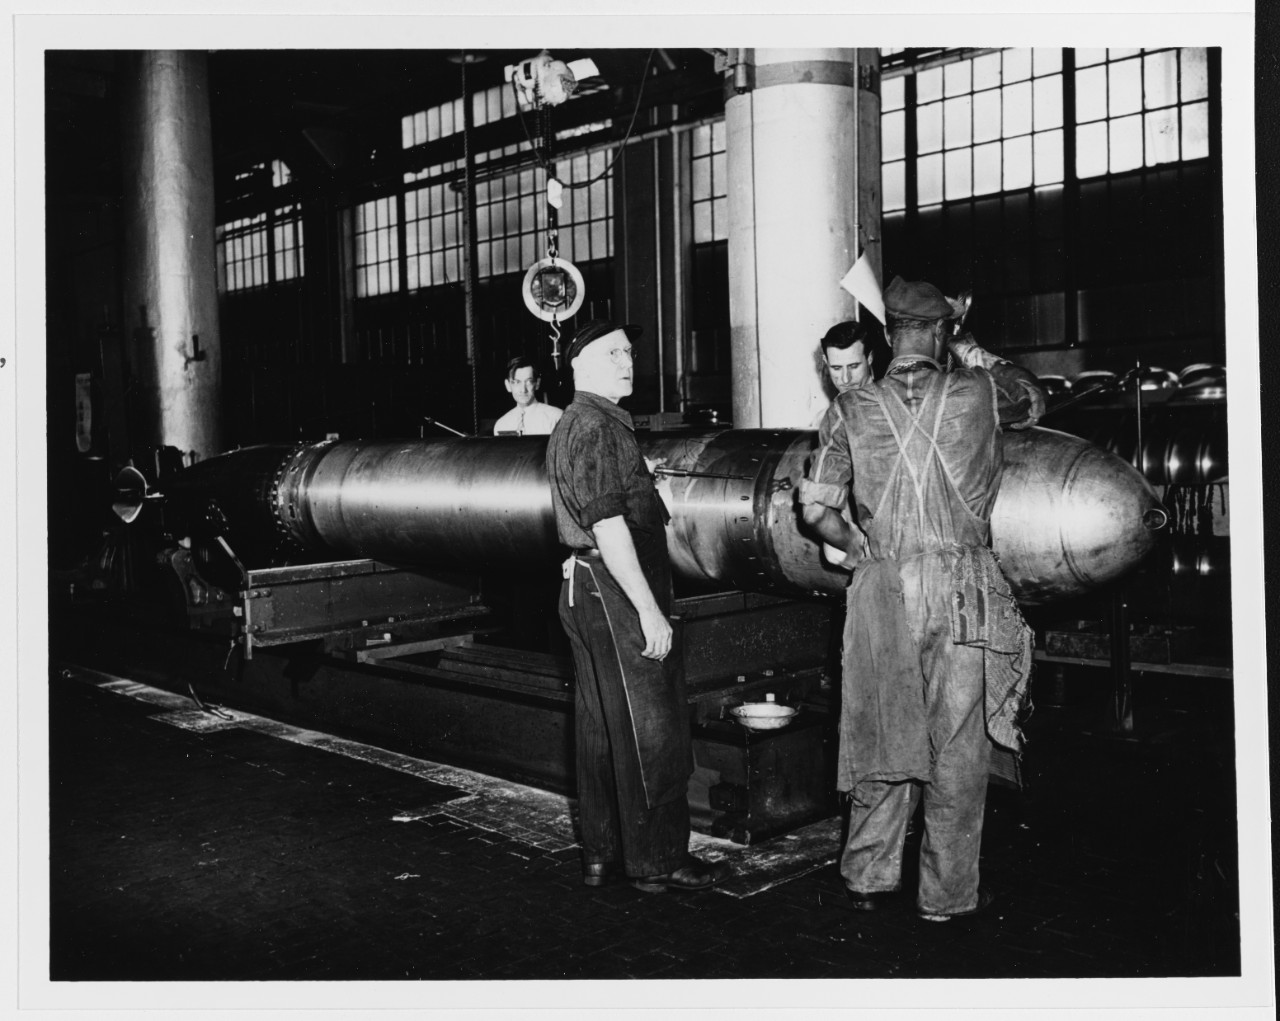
(493, 356), (563, 436)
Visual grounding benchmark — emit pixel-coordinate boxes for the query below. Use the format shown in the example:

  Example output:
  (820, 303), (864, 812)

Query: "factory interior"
(21, 25), (1274, 1013)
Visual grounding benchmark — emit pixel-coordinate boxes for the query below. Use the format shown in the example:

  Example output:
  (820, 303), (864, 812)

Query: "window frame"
(216, 160), (305, 294)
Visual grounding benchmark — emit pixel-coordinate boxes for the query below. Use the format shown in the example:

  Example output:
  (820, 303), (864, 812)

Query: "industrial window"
(469, 162), (545, 282)
(403, 97), (467, 148)
(552, 145), (615, 266)
(881, 77), (907, 213)
(472, 84), (520, 130)
(354, 196), (401, 298)
(885, 48), (1065, 213)
(404, 165), (463, 289)
(218, 208), (304, 292)
(882, 47), (1212, 210)
(271, 206), (304, 282)
(691, 120), (728, 243)
(217, 161), (304, 293)
(1074, 48), (1210, 178)
(219, 212), (269, 292)
(400, 150), (615, 288)
(387, 89), (618, 293)
(400, 80), (607, 149)
(878, 46), (1220, 356)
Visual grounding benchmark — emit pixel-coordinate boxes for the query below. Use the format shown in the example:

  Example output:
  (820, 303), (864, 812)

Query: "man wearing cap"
(493, 355), (563, 436)
(546, 319), (731, 894)
(800, 277), (1045, 922)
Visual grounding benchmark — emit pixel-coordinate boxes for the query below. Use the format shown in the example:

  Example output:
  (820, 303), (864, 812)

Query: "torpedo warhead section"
(645, 426), (1167, 604)
(991, 427), (1168, 604)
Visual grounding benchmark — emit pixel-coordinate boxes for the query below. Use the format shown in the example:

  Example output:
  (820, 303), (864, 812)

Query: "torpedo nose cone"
(993, 428), (1167, 605)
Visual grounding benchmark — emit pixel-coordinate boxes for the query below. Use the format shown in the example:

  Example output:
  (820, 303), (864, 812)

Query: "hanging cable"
(509, 49), (657, 188)
(461, 51), (480, 434)
(561, 48), (656, 189)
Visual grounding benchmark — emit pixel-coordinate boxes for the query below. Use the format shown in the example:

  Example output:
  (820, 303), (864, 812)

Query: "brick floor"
(47, 664), (1243, 985)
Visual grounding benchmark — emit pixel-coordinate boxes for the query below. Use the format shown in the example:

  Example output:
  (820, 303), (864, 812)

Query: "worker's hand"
(948, 332), (1005, 371)
(946, 292), (972, 324)
(643, 456), (666, 478)
(822, 542), (855, 571)
(638, 606), (673, 660)
(1008, 381), (1047, 430)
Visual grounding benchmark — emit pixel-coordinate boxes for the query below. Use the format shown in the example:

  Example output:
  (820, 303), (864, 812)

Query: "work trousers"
(559, 560), (691, 879)
(840, 563), (991, 916)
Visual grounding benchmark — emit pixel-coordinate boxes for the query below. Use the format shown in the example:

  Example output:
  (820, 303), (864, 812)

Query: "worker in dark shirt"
(546, 319), (731, 894)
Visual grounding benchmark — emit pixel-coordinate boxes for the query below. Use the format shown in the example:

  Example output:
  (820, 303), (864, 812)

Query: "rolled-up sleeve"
(800, 400), (852, 511)
(568, 416), (632, 528)
(987, 361), (1046, 427)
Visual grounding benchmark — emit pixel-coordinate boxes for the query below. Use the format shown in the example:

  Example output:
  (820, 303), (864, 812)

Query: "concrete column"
(725, 48), (872, 428)
(120, 50), (222, 464)
(612, 138), (661, 408)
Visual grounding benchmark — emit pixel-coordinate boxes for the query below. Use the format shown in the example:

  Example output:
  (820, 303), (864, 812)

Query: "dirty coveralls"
(546, 391), (693, 878)
(801, 354), (1041, 917)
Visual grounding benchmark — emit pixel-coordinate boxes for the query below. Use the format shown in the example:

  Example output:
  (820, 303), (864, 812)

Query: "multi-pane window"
(217, 160), (304, 293)
(403, 97), (467, 150)
(271, 206), (304, 282)
(554, 146), (615, 266)
(882, 77), (907, 213)
(691, 120), (727, 243)
(391, 95), (616, 293)
(1074, 48), (1210, 178)
(404, 165), (463, 289)
(883, 48), (1213, 210)
(219, 212), (269, 292)
(400, 81), (606, 151)
(472, 84), (520, 130)
(915, 48), (1064, 208)
(354, 196), (400, 298)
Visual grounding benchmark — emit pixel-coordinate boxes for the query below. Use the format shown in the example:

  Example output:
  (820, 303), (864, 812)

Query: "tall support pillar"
(725, 48), (877, 428)
(120, 50), (222, 465)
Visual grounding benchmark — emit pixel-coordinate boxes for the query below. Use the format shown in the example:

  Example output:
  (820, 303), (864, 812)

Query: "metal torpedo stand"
(101, 402), (1169, 839)
(149, 547), (839, 846)
(110, 431), (850, 844)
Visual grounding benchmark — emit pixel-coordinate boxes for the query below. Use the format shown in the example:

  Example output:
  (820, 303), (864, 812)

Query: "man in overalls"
(546, 319), (731, 894)
(800, 278), (1045, 922)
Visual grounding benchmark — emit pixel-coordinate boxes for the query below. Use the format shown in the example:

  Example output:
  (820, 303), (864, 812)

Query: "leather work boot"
(631, 856), (732, 893)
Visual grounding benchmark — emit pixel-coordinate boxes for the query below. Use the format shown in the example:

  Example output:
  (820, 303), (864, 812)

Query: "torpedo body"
(118, 427), (1167, 606)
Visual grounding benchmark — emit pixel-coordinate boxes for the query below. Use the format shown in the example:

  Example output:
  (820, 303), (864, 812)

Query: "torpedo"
(113, 426), (1166, 606)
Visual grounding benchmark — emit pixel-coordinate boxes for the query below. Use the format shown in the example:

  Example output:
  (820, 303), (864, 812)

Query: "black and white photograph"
(6, 4), (1273, 1017)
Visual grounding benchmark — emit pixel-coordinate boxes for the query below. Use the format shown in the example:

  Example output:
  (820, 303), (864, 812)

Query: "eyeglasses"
(607, 346), (634, 365)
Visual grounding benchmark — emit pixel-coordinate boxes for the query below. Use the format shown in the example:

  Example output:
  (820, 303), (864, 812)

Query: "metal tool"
(653, 467), (756, 482)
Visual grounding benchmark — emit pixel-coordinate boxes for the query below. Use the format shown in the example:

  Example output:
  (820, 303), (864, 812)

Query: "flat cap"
(883, 276), (957, 321)
(564, 319), (642, 365)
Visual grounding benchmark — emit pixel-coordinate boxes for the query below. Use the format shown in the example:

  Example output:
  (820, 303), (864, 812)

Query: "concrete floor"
(45, 656), (1245, 998)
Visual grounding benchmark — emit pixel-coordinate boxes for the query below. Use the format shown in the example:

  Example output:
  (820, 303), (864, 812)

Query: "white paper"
(839, 253), (885, 325)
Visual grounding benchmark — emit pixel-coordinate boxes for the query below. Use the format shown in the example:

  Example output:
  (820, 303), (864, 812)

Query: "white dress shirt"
(493, 401), (564, 436)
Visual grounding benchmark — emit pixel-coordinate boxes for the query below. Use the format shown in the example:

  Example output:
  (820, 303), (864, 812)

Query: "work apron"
(837, 368), (1011, 789)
